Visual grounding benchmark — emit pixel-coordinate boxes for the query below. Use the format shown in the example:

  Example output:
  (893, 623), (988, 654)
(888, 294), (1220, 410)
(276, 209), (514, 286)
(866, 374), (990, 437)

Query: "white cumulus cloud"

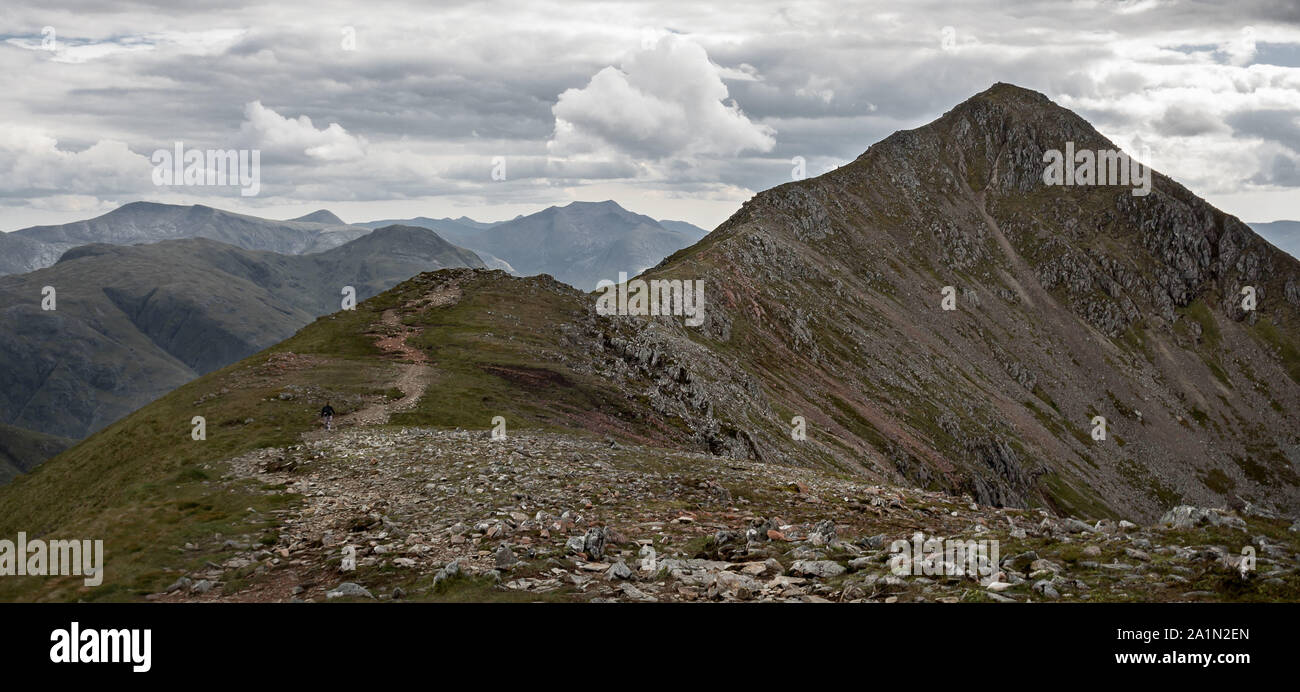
(0, 126), (153, 197)
(238, 101), (366, 162)
(548, 36), (775, 162)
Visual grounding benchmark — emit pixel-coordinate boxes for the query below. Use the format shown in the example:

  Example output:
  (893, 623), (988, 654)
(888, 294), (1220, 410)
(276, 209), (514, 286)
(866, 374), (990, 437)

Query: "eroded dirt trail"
(308, 279), (462, 437)
(347, 362), (431, 426)
(345, 309), (433, 426)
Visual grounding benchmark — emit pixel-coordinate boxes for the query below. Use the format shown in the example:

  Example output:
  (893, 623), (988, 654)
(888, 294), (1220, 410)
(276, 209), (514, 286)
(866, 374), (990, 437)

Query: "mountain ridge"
(645, 81), (1300, 516)
(290, 209), (346, 224)
(1, 201), (377, 276)
(357, 203), (709, 288)
(3, 83), (1299, 603)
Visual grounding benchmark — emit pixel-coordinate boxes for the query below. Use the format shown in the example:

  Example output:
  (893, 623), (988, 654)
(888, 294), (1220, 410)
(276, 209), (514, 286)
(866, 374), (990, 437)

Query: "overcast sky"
(2, 0), (1299, 231)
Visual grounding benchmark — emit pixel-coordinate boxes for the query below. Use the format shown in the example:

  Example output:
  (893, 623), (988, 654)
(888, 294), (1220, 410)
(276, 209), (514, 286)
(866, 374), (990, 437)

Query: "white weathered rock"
(789, 560), (846, 578)
(326, 582), (374, 599)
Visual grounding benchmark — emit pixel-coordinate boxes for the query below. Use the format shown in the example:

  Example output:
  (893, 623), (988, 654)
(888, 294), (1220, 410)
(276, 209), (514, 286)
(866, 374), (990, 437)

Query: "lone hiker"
(320, 402), (335, 431)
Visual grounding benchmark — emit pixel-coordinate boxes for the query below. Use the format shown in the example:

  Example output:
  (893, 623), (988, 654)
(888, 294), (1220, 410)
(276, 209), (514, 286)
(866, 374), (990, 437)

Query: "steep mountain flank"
(635, 82), (1300, 519)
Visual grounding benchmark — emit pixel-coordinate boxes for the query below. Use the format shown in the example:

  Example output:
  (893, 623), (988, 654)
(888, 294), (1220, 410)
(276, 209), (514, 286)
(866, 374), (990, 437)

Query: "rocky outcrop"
(154, 427), (1300, 604)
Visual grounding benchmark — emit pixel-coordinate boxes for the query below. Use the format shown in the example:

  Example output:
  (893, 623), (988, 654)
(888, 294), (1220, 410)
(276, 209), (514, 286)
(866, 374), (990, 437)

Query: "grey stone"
(1029, 558), (1062, 573)
(859, 534), (886, 549)
(807, 519), (837, 546)
(326, 582), (374, 599)
(582, 526), (608, 560)
(1032, 579), (1060, 599)
(789, 560), (846, 578)
(1124, 547), (1151, 561)
(165, 577), (192, 593)
(433, 559), (462, 586)
(1161, 506), (1246, 531)
(606, 561), (633, 580)
(495, 544), (519, 568)
(1061, 518), (1094, 533)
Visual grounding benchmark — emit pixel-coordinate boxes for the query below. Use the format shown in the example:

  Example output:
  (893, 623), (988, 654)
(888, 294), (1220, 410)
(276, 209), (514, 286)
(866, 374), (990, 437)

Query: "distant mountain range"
(0, 225), (483, 473)
(355, 215), (498, 235)
(1250, 221), (1300, 260)
(356, 202), (709, 289)
(2, 200), (711, 291)
(0, 202), (375, 277)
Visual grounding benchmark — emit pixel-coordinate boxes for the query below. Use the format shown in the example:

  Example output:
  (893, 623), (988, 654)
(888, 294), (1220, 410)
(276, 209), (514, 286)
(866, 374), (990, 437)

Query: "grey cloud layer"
(1, 0), (1299, 228)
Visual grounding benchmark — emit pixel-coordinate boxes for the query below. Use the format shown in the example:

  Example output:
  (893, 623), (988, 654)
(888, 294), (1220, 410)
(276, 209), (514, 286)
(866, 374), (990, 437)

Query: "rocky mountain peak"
(638, 83), (1300, 519)
(291, 209), (346, 225)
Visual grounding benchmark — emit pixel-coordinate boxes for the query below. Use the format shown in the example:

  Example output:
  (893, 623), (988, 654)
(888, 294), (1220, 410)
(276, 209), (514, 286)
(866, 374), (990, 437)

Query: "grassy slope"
(390, 273), (656, 435)
(0, 270), (691, 601)
(0, 278), (399, 601)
